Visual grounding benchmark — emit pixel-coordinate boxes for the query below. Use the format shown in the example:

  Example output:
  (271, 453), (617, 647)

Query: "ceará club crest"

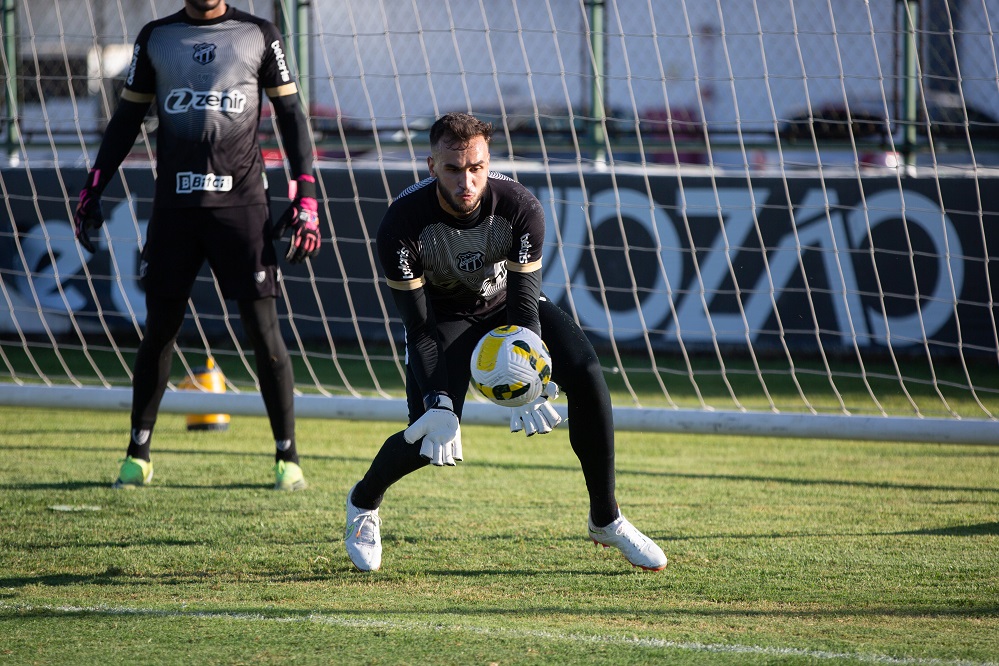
(458, 251), (484, 273)
(193, 43), (216, 65)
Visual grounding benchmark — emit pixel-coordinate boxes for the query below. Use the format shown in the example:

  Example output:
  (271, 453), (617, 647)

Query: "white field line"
(1, 601), (995, 666)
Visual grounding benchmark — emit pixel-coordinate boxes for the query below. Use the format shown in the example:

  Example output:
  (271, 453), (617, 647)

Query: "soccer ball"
(470, 325), (552, 407)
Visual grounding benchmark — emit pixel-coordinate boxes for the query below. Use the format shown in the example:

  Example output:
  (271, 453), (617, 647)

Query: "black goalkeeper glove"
(74, 168), (105, 253)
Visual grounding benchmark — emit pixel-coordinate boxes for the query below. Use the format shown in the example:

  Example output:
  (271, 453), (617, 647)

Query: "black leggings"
(354, 298), (619, 526)
(131, 295), (294, 442)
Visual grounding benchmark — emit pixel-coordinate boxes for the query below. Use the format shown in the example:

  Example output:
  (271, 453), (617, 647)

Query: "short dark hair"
(429, 112), (493, 152)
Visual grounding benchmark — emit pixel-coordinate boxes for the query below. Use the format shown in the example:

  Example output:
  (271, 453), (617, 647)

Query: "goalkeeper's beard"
(437, 181), (483, 218)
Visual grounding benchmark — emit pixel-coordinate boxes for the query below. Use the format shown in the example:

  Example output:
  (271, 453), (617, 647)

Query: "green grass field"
(0, 405), (997, 665)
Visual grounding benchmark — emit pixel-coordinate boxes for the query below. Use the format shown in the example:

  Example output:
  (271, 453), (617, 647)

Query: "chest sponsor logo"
(176, 172), (233, 193)
(193, 43), (217, 65)
(458, 251), (485, 273)
(163, 88), (248, 114)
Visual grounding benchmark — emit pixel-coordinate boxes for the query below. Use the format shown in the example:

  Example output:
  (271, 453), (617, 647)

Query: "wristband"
(293, 174), (317, 200)
(423, 391), (454, 412)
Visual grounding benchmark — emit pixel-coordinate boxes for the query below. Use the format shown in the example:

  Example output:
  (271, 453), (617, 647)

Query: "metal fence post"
(3, 0), (19, 165)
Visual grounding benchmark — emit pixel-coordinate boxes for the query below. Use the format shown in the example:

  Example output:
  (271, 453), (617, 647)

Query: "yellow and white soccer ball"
(470, 325), (552, 407)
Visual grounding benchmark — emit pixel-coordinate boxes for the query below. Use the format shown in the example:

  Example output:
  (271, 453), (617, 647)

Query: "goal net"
(1, 0), (997, 444)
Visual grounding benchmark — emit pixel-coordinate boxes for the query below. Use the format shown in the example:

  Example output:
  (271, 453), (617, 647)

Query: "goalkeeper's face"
(428, 135), (491, 219)
(185, 0), (226, 19)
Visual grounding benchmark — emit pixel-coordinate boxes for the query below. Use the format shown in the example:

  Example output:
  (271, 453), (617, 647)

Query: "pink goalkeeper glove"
(274, 174), (320, 263)
(74, 168), (105, 253)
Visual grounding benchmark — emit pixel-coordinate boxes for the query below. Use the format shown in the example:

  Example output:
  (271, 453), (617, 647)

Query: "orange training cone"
(178, 357), (230, 431)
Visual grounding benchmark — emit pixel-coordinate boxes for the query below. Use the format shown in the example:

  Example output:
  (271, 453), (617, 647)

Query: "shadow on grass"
(0, 481), (110, 491)
(0, 566), (220, 589)
(5, 538), (205, 551)
(0, 444), (374, 465)
(3, 481), (278, 491)
(2, 597), (998, 621)
(897, 521), (999, 536)
(3, 445), (998, 494)
(615, 467), (999, 494)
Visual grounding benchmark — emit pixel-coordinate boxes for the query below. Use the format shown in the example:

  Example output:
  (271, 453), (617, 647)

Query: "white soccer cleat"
(588, 514), (667, 571)
(345, 483), (382, 572)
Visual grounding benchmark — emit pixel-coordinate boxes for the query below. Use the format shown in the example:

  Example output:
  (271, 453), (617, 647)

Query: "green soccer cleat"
(274, 460), (307, 491)
(112, 456), (153, 489)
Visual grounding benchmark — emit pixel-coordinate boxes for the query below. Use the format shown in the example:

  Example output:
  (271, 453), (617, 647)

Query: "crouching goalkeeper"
(73, 0), (319, 491)
(344, 112), (667, 572)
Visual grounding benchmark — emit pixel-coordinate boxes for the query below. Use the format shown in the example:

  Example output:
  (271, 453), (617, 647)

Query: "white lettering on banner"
(532, 184), (963, 347)
(2, 222), (88, 334)
(666, 187), (764, 343)
(847, 189), (963, 345)
(536, 186), (682, 340)
(754, 188), (867, 345)
(17, 223), (87, 314)
(0, 201), (148, 335)
(106, 200), (148, 326)
(12, 182), (963, 350)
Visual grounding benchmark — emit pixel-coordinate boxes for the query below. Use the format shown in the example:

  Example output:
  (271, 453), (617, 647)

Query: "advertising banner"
(2, 167), (996, 356)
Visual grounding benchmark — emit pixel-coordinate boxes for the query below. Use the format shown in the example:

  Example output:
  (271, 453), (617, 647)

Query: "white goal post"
(1, 0), (997, 444)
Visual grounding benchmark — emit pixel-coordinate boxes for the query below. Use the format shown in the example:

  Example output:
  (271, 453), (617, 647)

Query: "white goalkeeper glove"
(510, 381), (563, 436)
(404, 393), (463, 466)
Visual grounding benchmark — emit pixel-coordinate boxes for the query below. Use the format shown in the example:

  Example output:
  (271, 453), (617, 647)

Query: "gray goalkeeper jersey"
(123, 7), (293, 207)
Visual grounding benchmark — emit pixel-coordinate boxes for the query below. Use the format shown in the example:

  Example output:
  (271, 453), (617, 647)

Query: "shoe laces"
(614, 519), (653, 550)
(349, 510), (381, 546)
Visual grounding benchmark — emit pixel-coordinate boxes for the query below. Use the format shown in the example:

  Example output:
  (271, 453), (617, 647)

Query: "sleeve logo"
(126, 44), (140, 86)
(396, 247), (414, 279)
(270, 40), (291, 83)
(518, 232), (532, 264)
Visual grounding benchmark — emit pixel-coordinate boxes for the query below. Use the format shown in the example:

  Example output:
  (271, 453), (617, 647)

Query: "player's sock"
(352, 431), (429, 510)
(275, 438), (299, 464)
(588, 502), (619, 528)
(127, 427), (152, 462)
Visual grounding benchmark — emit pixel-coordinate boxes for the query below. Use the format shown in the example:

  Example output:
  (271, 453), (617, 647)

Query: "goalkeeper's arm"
(269, 91), (314, 181)
(389, 285), (450, 398)
(505, 267), (542, 337)
(87, 95), (151, 193)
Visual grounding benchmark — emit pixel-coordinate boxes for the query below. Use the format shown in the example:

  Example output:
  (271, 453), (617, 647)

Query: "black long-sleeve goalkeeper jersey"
(376, 173), (546, 397)
(114, 6), (306, 207)
(377, 173), (545, 317)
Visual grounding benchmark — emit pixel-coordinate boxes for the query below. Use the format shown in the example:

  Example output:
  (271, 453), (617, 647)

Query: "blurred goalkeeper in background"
(344, 111), (667, 572)
(73, 0), (319, 491)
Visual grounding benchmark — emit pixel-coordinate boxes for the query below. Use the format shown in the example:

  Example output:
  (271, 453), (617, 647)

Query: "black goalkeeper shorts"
(140, 204), (279, 301)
